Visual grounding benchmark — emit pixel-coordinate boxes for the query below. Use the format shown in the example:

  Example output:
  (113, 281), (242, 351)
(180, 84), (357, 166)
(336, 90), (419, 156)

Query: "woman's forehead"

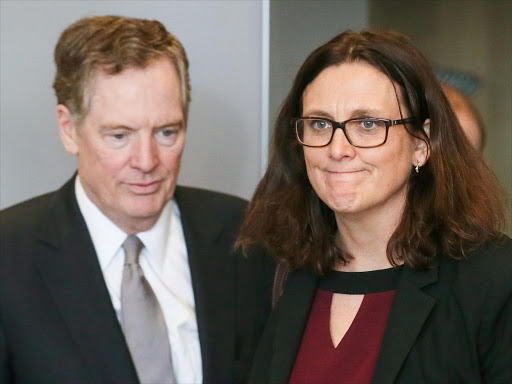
(302, 63), (403, 118)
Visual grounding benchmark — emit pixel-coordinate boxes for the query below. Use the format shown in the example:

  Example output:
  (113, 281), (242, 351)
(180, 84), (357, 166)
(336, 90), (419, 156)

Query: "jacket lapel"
(269, 269), (318, 384)
(372, 265), (438, 384)
(36, 177), (138, 383)
(175, 186), (235, 383)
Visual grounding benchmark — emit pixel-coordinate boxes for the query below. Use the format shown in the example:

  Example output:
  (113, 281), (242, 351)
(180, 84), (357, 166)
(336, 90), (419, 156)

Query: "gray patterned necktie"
(120, 235), (176, 384)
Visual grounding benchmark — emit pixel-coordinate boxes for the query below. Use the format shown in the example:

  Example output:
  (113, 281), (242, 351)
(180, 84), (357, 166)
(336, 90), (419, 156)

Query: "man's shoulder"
(175, 185), (248, 214)
(0, 190), (58, 232)
(1, 176), (78, 234)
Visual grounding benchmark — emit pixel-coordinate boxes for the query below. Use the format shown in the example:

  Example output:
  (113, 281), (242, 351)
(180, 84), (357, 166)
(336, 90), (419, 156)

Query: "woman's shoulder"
(457, 236), (512, 277)
(441, 236), (512, 314)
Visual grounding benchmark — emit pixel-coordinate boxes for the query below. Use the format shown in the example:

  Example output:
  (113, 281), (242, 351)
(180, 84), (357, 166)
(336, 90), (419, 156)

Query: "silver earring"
(415, 160), (420, 173)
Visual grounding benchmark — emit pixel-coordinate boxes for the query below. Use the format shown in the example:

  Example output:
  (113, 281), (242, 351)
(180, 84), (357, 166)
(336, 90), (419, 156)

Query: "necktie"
(120, 235), (176, 384)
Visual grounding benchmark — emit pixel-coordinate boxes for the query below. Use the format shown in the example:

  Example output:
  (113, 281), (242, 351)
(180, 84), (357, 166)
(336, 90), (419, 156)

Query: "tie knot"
(122, 235), (144, 265)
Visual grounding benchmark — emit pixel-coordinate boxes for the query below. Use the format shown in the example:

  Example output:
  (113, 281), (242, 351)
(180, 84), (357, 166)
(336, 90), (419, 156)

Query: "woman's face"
(302, 62), (427, 219)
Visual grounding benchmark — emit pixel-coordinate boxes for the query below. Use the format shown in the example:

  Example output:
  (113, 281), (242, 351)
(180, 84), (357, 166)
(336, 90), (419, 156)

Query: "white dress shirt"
(75, 176), (202, 383)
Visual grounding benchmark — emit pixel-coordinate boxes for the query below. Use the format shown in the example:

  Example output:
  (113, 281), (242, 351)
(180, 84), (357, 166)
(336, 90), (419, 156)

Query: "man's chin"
(123, 196), (167, 217)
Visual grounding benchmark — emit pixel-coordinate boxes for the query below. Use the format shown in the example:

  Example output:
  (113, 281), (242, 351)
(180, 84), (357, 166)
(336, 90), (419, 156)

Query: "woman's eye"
(312, 120), (329, 130)
(362, 120), (375, 129)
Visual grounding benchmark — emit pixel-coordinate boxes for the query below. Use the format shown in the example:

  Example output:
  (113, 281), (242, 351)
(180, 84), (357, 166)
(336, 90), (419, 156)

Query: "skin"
(57, 58), (186, 234)
(302, 62), (429, 271)
(441, 84), (483, 151)
(302, 62), (429, 346)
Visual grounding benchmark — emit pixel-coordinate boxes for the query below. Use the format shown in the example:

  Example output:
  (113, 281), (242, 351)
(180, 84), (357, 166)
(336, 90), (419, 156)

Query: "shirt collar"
(75, 176), (175, 271)
(137, 199), (175, 271)
(75, 176), (126, 271)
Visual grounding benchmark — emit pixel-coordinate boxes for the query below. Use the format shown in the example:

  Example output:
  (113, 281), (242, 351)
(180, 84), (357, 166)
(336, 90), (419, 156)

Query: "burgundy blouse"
(289, 267), (401, 384)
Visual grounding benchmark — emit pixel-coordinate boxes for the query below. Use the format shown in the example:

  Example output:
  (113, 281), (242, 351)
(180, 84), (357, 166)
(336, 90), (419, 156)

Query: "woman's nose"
(328, 128), (356, 160)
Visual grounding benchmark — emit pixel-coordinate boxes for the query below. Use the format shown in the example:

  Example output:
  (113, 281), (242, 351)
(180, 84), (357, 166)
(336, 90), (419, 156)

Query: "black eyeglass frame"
(293, 117), (416, 148)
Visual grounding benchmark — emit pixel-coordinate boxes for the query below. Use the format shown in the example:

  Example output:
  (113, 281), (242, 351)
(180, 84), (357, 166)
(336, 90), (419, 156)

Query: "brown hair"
(53, 15), (190, 123)
(237, 30), (506, 275)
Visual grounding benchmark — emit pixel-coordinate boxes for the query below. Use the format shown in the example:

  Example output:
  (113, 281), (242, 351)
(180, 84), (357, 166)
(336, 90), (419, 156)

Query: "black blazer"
(249, 240), (512, 384)
(0, 176), (273, 384)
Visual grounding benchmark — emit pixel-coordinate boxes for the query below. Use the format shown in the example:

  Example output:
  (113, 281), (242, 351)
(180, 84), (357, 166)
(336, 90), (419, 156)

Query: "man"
(0, 15), (272, 384)
(441, 83), (486, 152)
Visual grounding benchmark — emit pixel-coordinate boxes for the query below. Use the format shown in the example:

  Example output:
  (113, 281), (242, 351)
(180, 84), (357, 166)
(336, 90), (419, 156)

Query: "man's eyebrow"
(99, 124), (135, 131)
(99, 120), (184, 131)
(154, 120), (184, 129)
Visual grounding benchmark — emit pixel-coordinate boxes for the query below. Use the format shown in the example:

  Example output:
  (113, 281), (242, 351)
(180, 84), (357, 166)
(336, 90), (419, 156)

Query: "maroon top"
(289, 267), (400, 384)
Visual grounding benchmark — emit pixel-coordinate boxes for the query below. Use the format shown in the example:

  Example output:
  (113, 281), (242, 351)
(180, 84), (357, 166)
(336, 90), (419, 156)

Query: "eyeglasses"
(293, 117), (416, 148)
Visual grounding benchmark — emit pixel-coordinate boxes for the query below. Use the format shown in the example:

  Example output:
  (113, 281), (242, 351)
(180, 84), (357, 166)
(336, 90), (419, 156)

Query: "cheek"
(95, 150), (129, 175)
(160, 143), (185, 174)
(303, 148), (325, 172)
(304, 151), (321, 182)
(79, 135), (127, 172)
(375, 150), (413, 190)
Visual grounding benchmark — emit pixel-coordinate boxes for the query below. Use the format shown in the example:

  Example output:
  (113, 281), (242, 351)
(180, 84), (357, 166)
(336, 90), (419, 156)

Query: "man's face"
(58, 58), (186, 234)
(442, 84), (483, 151)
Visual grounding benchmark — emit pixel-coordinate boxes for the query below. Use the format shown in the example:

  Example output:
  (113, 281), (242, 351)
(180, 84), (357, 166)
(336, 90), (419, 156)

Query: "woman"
(237, 30), (511, 383)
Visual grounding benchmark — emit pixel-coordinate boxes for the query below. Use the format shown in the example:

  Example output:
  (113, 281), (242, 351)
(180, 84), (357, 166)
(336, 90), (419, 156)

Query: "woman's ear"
(56, 105), (79, 155)
(412, 119), (430, 167)
(422, 118), (430, 140)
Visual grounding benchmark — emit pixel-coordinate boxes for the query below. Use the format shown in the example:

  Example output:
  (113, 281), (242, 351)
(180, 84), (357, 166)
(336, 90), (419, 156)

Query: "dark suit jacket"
(249, 240), (512, 384)
(0, 176), (273, 384)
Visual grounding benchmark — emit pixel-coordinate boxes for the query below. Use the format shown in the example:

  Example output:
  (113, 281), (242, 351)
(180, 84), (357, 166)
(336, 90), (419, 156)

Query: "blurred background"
(1, 0), (510, 233)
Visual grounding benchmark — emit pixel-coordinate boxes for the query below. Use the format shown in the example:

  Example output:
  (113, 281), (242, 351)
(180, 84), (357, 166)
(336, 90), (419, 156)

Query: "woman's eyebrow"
(303, 108), (384, 120)
(348, 108), (383, 117)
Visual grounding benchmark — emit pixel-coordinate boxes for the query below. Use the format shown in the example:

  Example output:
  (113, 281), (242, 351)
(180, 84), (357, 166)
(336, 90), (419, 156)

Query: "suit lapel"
(269, 269), (318, 384)
(262, 263), (437, 384)
(36, 177), (138, 383)
(372, 265), (438, 384)
(175, 187), (235, 383)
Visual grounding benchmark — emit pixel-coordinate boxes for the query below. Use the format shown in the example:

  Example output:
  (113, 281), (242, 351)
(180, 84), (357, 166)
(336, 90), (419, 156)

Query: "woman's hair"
(237, 30), (506, 275)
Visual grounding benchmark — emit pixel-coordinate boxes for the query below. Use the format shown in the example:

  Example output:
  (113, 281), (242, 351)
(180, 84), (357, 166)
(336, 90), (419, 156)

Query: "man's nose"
(328, 128), (356, 159)
(131, 135), (159, 172)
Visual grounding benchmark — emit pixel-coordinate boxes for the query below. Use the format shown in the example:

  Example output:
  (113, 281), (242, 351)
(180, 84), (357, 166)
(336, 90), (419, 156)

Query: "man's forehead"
(85, 59), (182, 103)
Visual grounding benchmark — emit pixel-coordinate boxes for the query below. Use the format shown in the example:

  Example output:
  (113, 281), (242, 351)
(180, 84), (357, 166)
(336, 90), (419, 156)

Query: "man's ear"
(56, 105), (79, 155)
(413, 118), (431, 167)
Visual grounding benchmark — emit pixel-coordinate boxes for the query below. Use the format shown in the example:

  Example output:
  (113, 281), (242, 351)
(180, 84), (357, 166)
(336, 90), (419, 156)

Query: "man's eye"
(160, 129), (175, 137)
(112, 133), (126, 140)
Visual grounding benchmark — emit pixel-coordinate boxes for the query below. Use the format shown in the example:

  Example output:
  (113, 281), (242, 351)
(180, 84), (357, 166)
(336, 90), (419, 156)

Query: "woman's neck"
(334, 198), (405, 272)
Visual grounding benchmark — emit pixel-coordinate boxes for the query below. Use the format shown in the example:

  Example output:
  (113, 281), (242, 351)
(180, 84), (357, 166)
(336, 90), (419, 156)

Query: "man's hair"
(53, 15), (191, 123)
(237, 30), (506, 275)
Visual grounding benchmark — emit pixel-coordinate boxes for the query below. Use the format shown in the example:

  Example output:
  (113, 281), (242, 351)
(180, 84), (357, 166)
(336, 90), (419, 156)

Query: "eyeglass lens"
(296, 118), (388, 147)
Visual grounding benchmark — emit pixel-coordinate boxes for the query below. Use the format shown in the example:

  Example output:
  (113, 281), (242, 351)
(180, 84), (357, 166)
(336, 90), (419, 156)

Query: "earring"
(415, 160), (420, 173)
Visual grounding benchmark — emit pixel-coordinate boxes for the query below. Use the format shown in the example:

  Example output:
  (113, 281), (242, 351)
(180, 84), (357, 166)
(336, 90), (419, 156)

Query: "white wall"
(0, 0), (264, 207)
